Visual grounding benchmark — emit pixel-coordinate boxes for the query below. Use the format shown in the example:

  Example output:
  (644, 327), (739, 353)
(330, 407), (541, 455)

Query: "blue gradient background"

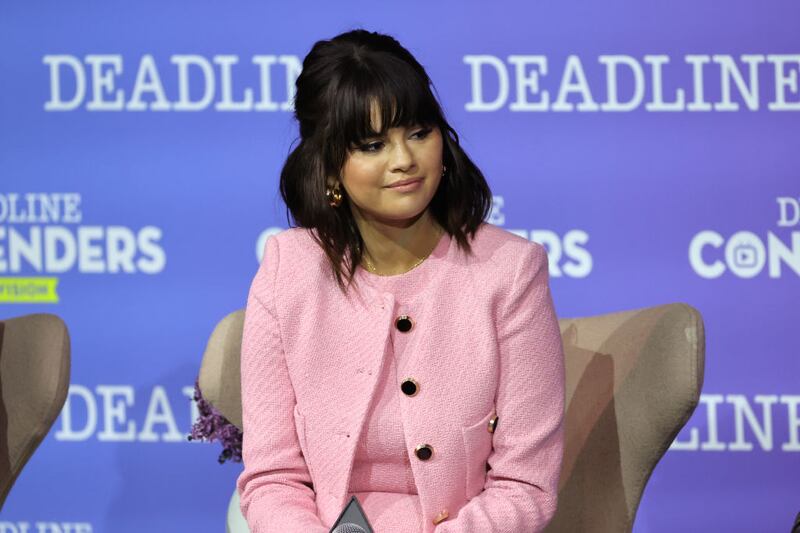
(1, 1), (797, 531)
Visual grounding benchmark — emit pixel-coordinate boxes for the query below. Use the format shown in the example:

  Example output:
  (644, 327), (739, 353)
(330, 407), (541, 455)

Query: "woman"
(237, 28), (565, 533)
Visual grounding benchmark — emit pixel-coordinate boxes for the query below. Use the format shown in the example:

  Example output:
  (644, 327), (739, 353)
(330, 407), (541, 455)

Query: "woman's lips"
(385, 177), (424, 191)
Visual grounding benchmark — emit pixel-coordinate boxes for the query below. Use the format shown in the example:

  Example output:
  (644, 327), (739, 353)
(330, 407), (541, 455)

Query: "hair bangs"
(333, 57), (440, 154)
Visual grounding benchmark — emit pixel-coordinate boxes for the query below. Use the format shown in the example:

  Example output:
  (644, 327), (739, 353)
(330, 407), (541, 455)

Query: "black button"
(395, 315), (413, 332)
(401, 378), (419, 397)
(414, 444), (433, 461)
(488, 415), (498, 433)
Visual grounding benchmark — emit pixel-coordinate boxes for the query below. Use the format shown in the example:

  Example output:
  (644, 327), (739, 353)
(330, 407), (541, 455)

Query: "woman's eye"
(357, 128), (432, 153)
(359, 141), (383, 152)
(413, 127), (432, 139)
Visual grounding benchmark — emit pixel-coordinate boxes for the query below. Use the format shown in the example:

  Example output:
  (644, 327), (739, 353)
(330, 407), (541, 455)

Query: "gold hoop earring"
(326, 182), (343, 208)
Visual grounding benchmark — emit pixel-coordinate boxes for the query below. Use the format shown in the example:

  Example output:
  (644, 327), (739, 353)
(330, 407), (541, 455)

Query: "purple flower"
(188, 379), (243, 464)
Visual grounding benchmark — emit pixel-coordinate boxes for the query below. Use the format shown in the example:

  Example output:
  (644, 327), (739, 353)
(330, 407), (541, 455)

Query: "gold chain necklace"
(362, 226), (443, 276)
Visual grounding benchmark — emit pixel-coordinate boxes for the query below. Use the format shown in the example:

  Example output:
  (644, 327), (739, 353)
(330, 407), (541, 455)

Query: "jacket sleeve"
(436, 241), (566, 532)
(236, 234), (329, 533)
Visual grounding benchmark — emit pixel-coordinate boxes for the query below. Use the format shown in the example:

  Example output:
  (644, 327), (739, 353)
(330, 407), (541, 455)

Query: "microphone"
(331, 524), (367, 533)
(329, 495), (373, 533)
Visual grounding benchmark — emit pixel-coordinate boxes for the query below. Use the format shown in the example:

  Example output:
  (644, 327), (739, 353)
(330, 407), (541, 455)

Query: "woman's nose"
(389, 140), (416, 172)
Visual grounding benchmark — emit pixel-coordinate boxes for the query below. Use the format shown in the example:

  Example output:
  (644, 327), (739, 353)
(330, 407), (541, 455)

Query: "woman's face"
(335, 104), (444, 228)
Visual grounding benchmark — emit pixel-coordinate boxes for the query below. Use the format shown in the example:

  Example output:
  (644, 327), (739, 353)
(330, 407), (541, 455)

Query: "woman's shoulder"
(467, 222), (548, 271)
(270, 226), (323, 254)
(261, 226), (330, 280)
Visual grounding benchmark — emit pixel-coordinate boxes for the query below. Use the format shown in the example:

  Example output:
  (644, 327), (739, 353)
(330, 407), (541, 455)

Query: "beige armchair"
(199, 302), (705, 533)
(0, 313), (71, 510)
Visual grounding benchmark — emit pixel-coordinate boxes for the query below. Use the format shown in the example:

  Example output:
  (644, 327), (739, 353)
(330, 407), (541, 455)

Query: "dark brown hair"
(280, 28), (492, 293)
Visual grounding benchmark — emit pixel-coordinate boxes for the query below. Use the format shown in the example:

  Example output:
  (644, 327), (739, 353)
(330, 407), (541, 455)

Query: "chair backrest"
(0, 313), (71, 509)
(545, 302), (705, 532)
(199, 302), (705, 533)
(199, 310), (245, 430)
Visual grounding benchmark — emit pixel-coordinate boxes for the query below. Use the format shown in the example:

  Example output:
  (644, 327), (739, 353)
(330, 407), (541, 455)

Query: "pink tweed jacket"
(237, 222), (565, 533)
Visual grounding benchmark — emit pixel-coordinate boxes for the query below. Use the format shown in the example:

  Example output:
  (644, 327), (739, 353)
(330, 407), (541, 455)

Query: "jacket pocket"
(462, 408), (495, 500)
